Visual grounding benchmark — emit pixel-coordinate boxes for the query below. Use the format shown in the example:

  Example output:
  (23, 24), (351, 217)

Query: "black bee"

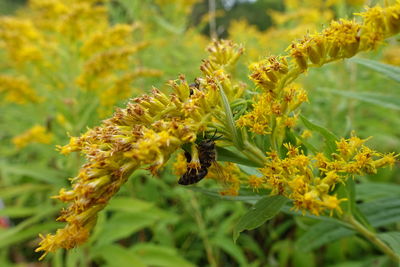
(188, 79), (200, 96)
(178, 132), (219, 185)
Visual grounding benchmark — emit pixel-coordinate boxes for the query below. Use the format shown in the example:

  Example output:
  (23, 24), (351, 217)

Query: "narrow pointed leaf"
(233, 195), (288, 242)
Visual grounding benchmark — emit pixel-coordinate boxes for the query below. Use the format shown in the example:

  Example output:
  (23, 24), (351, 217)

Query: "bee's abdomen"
(178, 167), (208, 185)
(178, 139), (216, 186)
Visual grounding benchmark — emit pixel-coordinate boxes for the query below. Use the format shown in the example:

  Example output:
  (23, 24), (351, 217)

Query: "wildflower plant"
(35, 2), (400, 263)
(0, 0), (161, 146)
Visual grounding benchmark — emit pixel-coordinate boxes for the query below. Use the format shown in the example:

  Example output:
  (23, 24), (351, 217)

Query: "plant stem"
(345, 215), (400, 263)
(189, 196), (218, 267)
(243, 141), (267, 167)
(208, 0), (217, 39)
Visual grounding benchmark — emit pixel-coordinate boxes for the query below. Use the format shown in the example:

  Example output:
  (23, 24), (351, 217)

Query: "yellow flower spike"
(265, 68), (279, 83)
(34, 2), (400, 255)
(305, 43), (322, 65)
(0, 17), (44, 66)
(12, 125), (53, 149)
(287, 175), (309, 194)
(207, 39), (244, 68)
(247, 175), (266, 192)
(320, 171), (341, 188)
(374, 153), (398, 168)
(37, 39), (247, 258)
(168, 75), (191, 101)
(284, 143), (300, 157)
(80, 24), (134, 57)
(321, 195), (345, 216)
(289, 44), (308, 71)
(77, 45), (148, 90)
(173, 153), (189, 176)
(57, 2), (108, 41)
(0, 74), (41, 104)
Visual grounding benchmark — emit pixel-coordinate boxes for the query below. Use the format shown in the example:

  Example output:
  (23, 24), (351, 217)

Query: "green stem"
(189, 196), (218, 267)
(242, 141), (267, 167)
(344, 215), (400, 263)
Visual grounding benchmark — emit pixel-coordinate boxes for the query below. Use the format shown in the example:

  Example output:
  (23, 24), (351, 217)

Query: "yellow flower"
(173, 152), (189, 176)
(37, 40), (244, 259)
(247, 175), (265, 192)
(76, 45), (149, 90)
(98, 69), (162, 117)
(12, 125), (53, 149)
(0, 17), (43, 66)
(80, 24), (137, 58)
(0, 75), (40, 104)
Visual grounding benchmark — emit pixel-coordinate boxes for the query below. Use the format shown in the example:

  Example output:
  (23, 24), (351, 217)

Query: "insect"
(178, 131), (220, 185)
(188, 79), (200, 96)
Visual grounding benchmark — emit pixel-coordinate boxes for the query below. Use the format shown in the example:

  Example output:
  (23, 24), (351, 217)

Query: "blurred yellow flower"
(0, 75), (40, 104)
(12, 125), (53, 149)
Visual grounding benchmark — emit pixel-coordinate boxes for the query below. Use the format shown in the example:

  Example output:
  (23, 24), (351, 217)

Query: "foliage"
(0, 0), (399, 266)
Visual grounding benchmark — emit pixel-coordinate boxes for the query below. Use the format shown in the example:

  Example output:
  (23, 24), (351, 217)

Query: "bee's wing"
(211, 161), (229, 183)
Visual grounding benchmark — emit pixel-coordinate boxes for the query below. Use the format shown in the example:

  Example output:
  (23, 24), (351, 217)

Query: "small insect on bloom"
(178, 131), (220, 185)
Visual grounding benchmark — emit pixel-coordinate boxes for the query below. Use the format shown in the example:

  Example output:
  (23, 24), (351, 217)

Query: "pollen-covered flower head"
(36, 39), (246, 259)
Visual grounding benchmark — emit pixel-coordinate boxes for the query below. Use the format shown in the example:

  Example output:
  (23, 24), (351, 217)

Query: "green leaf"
(218, 83), (244, 149)
(0, 206), (59, 247)
(65, 247), (83, 267)
(344, 179), (371, 230)
(95, 213), (157, 246)
(378, 232), (400, 255)
(316, 87), (400, 110)
(93, 244), (146, 267)
(300, 115), (338, 154)
(212, 237), (247, 266)
(296, 221), (354, 252)
(362, 197), (400, 227)
(351, 57), (400, 83)
(233, 195), (288, 242)
(345, 177), (356, 214)
(188, 186), (263, 204)
(0, 163), (65, 185)
(130, 244), (195, 267)
(76, 97), (99, 130)
(0, 207), (42, 218)
(237, 164), (263, 176)
(217, 146), (262, 167)
(356, 182), (400, 201)
(0, 184), (52, 199)
(0, 222), (61, 249)
(106, 197), (154, 213)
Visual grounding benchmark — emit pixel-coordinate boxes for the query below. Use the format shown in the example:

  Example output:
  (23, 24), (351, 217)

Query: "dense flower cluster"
(0, 0), (160, 117)
(12, 125), (53, 149)
(251, 137), (397, 215)
(236, 2), (400, 144)
(0, 74), (40, 104)
(36, 40), (244, 259)
(36, 2), (400, 260)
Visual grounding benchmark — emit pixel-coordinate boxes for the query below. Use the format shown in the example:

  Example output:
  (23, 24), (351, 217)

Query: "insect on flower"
(178, 131), (221, 185)
(188, 78), (200, 96)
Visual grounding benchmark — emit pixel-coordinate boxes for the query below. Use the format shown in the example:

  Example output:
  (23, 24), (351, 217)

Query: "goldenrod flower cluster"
(0, 0), (160, 116)
(237, 2), (400, 145)
(36, 40), (245, 259)
(252, 137), (397, 215)
(37, 2), (400, 259)
(0, 74), (40, 104)
(12, 125), (53, 149)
